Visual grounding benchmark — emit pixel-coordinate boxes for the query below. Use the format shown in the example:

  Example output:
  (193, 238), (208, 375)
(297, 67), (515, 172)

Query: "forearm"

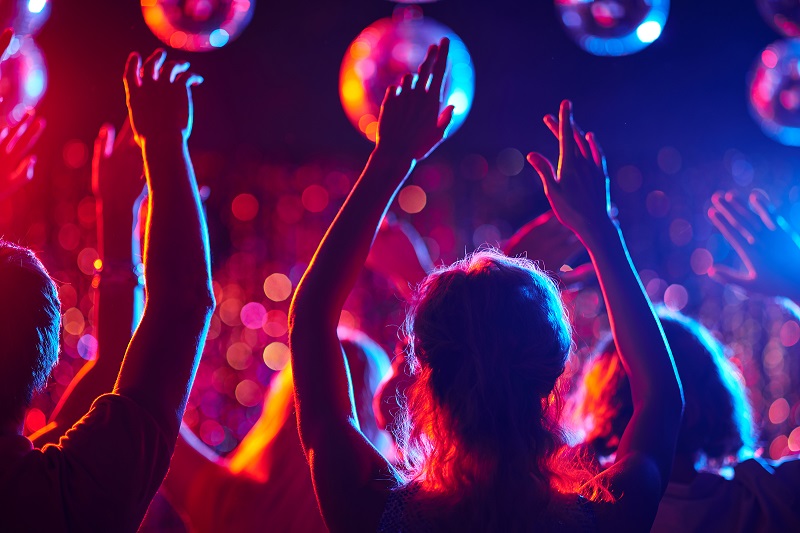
(291, 148), (413, 324)
(290, 148), (413, 426)
(583, 223), (682, 410)
(140, 136), (212, 304)
(113, 135), (213, 434)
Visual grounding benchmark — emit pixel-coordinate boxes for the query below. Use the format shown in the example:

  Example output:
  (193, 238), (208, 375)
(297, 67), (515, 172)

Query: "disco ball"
(339, 7), (475, 143)
(0, 0), (51, 37)
(556, 0), (669, 56)
(748, 39), (800, 146)
(141, 0), (255, 52)
(0, 37), (46, 124)
(757, 0), (800, 38)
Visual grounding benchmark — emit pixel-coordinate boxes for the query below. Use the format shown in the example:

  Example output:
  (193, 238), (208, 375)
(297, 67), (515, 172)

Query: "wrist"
(575, 219), (621, 252)
(371, 145), (416, 169)
(140, 133), (187, 152)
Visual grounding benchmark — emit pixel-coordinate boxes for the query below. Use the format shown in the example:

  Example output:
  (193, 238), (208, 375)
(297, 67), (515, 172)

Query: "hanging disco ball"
(0, 36), (46, 124)
(757, 0), (800, 38)
(339, 6), (475, 143)
(556, 0), (669, 56)
(748, 39), (800, 146)
(0, 0), (50, 37)
(141, 0), (255, 52)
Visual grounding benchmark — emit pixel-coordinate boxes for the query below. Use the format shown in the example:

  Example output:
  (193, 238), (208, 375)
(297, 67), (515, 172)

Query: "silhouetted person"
(0, 48), (214, 531)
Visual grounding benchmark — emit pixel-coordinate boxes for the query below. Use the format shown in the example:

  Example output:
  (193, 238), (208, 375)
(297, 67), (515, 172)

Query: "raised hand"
(124, 49), (203, 144)
(708, 190), (800, 302)
(92, 120), (145, 210)
(375, 38), (455, 163)
(0, 109), (45, 199)
(527, 100), (612, 242)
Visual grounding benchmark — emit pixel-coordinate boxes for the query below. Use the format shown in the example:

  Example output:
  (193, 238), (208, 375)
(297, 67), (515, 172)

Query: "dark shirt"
(0, 394), (172, 532)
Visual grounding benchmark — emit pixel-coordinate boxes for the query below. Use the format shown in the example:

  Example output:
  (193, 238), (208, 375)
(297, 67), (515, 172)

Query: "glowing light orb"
(340, 7), (475, 142)
(748, 39), (800, 146)
(556, 0), (669, 56)
(141, 0), (255, 52)
(0, 0), (50, 36)
(757, 0), (800, 38)
(0, 37), (47, 124)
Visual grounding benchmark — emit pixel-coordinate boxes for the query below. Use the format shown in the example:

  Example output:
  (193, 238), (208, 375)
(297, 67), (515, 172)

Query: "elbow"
(147, 285), (215, 322)
(287, 292), (336, 345)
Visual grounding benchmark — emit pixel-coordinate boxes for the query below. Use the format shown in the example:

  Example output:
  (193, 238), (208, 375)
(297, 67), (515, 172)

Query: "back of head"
(574, 308), (755, 469)
(400, 250), (600, 525)
(0, 241), (60, 425)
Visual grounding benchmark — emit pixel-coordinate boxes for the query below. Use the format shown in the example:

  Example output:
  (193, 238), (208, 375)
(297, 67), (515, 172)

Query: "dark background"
(35, 0), (789, 167)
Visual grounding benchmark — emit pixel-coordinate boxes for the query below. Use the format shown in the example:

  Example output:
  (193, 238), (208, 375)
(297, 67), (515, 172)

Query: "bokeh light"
(263, 342), (290, 371)
(141, 0), (255, 52)
(398, 184), (427, 214)
(231, 193), (259, 221)
(24, 407), (45, 433)
(758, 0), (800, 38)
(0, 0), (51, 37)
(748, 39), (800, 146)
(0, 36), (47, 124)
(263, 273), (292, 301)
(556, 0), (670, 56)
(339, 6), (475, 142)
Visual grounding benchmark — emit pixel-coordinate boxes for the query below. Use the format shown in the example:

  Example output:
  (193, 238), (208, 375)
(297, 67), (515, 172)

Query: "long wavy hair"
(571, 308), (755, 471)
(397, 250), (608, 528)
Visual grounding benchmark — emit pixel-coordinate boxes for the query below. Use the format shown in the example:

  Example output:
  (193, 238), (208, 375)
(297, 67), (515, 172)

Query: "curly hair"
(572, 308), (755, 470)
(397, 250), (609, 529)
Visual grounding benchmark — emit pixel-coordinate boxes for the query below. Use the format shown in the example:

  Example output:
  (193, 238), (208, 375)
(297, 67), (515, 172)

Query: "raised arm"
(528, 100), (683, 527)
(708, 189), (800, 310)
(112, 49), (214, 438)
(288, 40), (454, 532)
(31, 122), (145, 447)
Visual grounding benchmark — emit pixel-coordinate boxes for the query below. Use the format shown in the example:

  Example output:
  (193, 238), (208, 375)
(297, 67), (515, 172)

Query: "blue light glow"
(27, 0), (46, 14)
(209, 29), (230, 48)
(556, 0), (670, 57)
(636, 21), (663, 43)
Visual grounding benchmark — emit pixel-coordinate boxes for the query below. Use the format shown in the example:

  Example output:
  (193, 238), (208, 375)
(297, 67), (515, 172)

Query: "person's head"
(399, 249), (599, 510)
(573, 308), (755, 470)
(0, 241), (60, 427)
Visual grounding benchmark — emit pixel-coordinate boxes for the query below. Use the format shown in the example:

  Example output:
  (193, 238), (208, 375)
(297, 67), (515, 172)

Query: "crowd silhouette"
(0, 26), (798, 533)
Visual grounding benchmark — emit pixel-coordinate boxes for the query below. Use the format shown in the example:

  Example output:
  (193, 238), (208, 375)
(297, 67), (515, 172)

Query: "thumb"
(527, 152), (557, 192)
(436, 105), (455, 136)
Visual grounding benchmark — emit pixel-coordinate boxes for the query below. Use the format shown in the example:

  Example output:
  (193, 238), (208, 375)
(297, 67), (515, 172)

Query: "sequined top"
(377, 483), (597, 532)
